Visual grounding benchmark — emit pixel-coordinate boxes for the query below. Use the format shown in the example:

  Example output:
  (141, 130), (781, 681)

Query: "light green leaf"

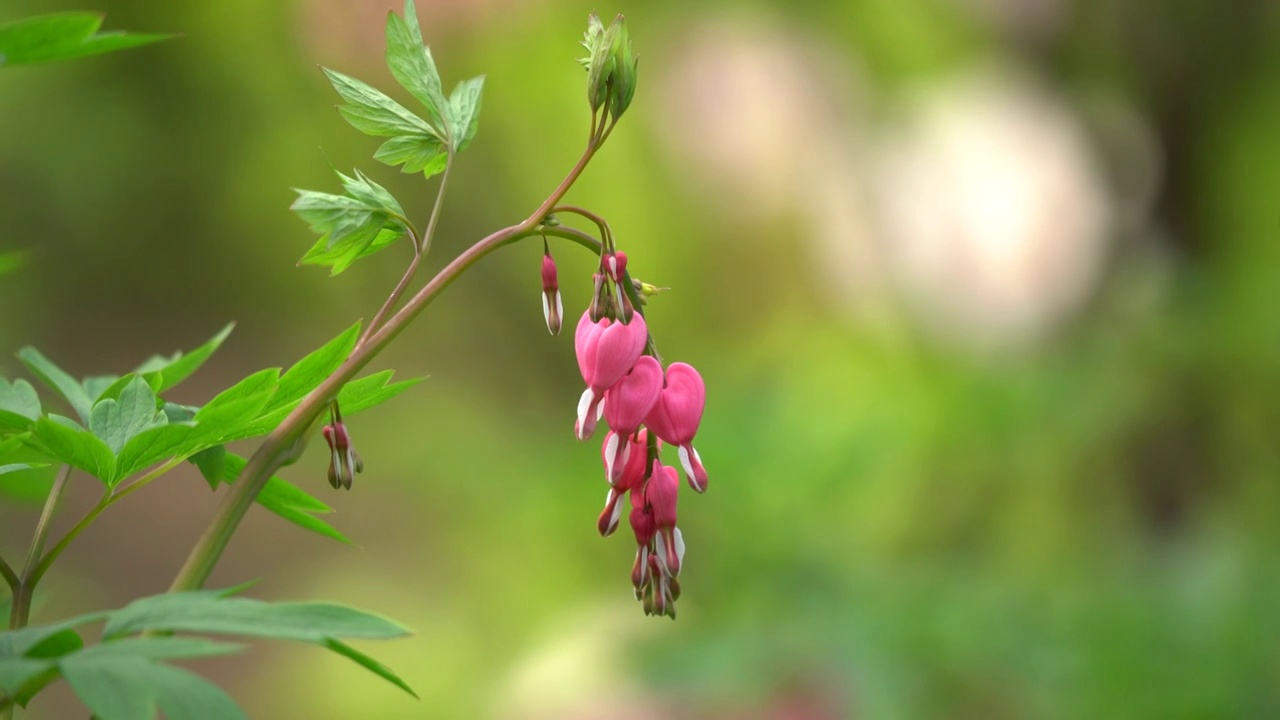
(62, 654), (246, 720)
(0, 379), (41, 431)
(89, 376), (167, 455)
(447, 75), (484, 151)
(30, 416), (115, 482)
(322, 67), (437, 139)
(336, 370), (423, 415)
(336, 169), (407, 220)
(72, 637), (245, 662)
(103, 592), (411, 642)
(325, 639), (418, 698)
(222, 452), (350, 544)
(291, 188), (408, 275)
(0, 12), (171, 68)
(81, 375), (120, 402)
(0, 612), (109, 658)
(269, 323), (361, 412)
(17, 347), (92, 422)
(374, 133), (448, 177)
(385, 0), (449, 133)
(298, 226), (404, 276)
(189, 369), (279, 445)
(135, 323), (235, 393)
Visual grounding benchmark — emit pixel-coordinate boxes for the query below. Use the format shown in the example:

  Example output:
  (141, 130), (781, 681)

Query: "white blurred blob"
(870, 70), (1112, 349)
(492, 604), (667, 720)
(652, 15), (861, 222)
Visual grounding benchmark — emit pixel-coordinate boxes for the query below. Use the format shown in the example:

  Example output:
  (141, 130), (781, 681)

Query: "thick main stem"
(167, 142), (601, 594)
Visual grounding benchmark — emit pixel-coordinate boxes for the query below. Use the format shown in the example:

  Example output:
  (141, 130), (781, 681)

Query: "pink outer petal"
(603, 356), (663, 437)
(590, 314), (648, 392)
(575, 312), (609, 384)
(647, 463), (680, 528)
(644, 362), (705, 445)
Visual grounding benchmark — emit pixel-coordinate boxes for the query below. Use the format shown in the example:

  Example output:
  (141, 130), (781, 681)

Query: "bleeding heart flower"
(644, 362), (709, 492)
(601, 356), (662, 480)
(574, 311), (648, 440)
(540, 251), (562, 335)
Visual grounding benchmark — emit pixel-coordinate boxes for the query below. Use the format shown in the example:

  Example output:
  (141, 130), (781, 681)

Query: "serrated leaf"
(336, 168), (406, 219)
(0, 12), (171, 68)
(0, 612), (109, 658)
(30, 416), (115, 482)
(189, 369), (279, 446)
(336, 370), (423, 415)
(89, 376), (167, 455)
(115, 423), (195, 478)
(269, 323), (361, 412)
(373, 134), (448, 177)
(0, 379), (40, 431)
(385, 0), (449, 134)
(448, 75), (484, 151)
(17, 347), (92, 422)
(299, 227), (404, 276)
(291, 188), (407, 275)
(322, 67), (438, 139)
(134, 323), (235, 393)
(325, 639), (418, 698)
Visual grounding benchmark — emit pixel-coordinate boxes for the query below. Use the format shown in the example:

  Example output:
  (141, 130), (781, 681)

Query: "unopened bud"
(322, 421), (362, 490)
(541, 252), (562, 335)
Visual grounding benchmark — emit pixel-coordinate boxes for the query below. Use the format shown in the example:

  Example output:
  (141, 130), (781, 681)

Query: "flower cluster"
(545, 248), (707, 618)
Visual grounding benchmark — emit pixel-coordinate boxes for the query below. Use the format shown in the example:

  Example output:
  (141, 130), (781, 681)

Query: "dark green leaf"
(0, 657), (53, 698)
(0, 12), (171, 68)
(325, 639), (418, 697)
(385, 0), (449, 133)
(0, 612), (108, 658)
(17, 347), (92, 422)
(373, 134), (448, 177)
(191, 445), (227, 491)
(89, 376), (167, 455)
(22, 628), (82, 660)
(29, 417), (115, 482)
(135, 323), (235, 393)
(448, 75), (484, 151)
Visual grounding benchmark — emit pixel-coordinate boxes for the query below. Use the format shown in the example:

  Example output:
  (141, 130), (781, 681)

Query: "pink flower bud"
(322, 422), (362, 490)
(540, 253), (562, 335)
(603, 250), (628, 283)
(574, 311), (648, 440)
(600, 357), (662, 479)
(644, 362), (709, 492)
(596, 486), (626, 536)
(602, 428), (656, 489)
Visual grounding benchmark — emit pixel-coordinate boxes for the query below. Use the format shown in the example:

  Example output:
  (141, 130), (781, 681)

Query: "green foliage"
(292, 178), (412, 276)
(0, 379), (41, 431)
(0, 12), (170, 68)
(384, 1), (448, 134)
(0, 590), (413, 716)
(18, 347), (93, 422)
(448, 76), (485, 152)
(223, 453), (351, 544)
(88, 376), (167, 456)
(578, 12), (636, 120)
(134, 323), (235, 393)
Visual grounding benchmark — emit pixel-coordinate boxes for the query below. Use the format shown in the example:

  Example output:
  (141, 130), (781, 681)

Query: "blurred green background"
(3, 0), (1280, 717)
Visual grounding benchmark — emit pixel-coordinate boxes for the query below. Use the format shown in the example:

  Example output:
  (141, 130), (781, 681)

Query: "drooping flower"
(601, 356), (662, 481)
(573, 311), (648, 440)
(597, 429), (654, 536)
(644, 362), (709, 492)
(540, 251), (562, 335)
(633, 463), (683, 619)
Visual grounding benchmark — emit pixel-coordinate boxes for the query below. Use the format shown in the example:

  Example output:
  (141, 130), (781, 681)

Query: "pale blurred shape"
(872, 70), (1112, 348)
(493, 604), (666, 720)
(652, 15), (859, 222)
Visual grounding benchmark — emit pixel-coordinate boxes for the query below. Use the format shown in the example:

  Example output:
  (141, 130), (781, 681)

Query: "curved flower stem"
(167, 140), (605, 594)
(550, 206), (613, 251)
(360, 154), (456, 346)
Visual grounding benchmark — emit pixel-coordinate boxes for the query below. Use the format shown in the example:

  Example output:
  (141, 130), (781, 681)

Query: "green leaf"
(115, 423), (195, 478)
(103, 592), (411, 642)
(336, 370), (423, 415)
(385, 0), (449, 134)
(322, 67), (437, 139)
(373, 134), (448, 176)
(447, 75), (484, 151)
(81, 375), (120, 402)
(325, 639), (418, 698)
(135, 323), (235, 393)
(299, 226), (404, 276)
(30, 416), (115, 482)
(18, 347), (92, 422)
(189, 369), (280, 445)
(0, 657), (53, 699)
(0, 612), (108, 658)
(269, 323), (361, 411)
(0, 379), (41, 431)
(73, 637), (244, 662)
(0, 12), (171, 68)
(336, 168), (407, 221)
(89, 376), (167, 455)
(62, 654), (246, 720)
(191, 445), (227, 491)
(221, 453), (350, 544)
